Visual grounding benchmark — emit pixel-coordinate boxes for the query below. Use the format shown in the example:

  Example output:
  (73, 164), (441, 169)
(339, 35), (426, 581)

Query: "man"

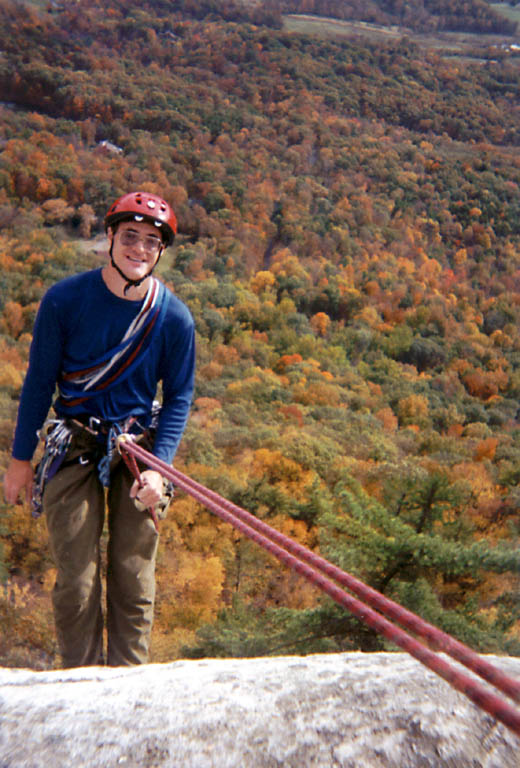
(3, 191), (195, 667)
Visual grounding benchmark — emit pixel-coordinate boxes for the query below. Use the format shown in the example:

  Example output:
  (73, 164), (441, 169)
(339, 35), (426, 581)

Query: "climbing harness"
(31, 410), (159, 518)
(117, 436), (520, 738)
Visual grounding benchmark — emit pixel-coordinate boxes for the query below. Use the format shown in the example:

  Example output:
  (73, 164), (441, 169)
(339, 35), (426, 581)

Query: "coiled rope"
(118, 436), (520, 738)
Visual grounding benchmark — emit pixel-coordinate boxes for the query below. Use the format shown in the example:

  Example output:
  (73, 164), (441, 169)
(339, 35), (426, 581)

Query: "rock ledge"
(1, 651), (519, 767)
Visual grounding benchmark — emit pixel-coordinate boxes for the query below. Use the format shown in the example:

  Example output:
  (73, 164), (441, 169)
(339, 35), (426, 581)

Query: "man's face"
(109, 220), (163, 283)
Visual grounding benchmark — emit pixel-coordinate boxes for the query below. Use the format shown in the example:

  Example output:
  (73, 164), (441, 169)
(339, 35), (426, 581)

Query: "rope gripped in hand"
(117, 434), (159, 532)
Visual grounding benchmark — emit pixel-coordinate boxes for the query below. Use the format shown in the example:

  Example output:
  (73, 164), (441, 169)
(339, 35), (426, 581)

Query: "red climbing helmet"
(104, 191), (177, 246)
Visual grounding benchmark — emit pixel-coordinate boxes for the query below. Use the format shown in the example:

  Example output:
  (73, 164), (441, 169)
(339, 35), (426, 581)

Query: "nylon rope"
(118, 435), (520, 738)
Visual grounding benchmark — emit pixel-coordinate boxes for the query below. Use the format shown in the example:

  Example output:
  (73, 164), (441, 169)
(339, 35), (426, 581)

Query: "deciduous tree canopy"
(0, 0), (519, 667)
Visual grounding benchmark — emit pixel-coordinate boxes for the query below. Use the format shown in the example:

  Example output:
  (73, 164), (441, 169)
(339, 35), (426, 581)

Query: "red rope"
(119, 446), (159, 531)
(118, 436), (520, 738)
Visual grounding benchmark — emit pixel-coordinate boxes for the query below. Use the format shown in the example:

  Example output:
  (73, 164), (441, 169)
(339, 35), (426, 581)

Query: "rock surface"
(1, 652), (520, 767)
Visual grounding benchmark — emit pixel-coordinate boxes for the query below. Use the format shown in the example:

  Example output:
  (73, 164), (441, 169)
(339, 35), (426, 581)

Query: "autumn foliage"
(0, 0), (519, 667)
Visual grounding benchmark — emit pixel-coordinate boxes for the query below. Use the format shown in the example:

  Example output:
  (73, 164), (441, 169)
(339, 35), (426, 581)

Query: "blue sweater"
(13, 269), (195, 464)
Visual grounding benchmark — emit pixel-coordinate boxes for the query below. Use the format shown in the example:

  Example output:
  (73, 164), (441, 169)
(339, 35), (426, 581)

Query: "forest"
(0, 0), (520, 668)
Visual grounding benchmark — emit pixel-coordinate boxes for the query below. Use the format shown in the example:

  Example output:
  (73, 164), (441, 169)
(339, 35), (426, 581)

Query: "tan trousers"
(43, 429), (159, 668)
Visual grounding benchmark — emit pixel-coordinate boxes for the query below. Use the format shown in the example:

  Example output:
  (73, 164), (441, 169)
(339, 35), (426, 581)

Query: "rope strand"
(118, 436), (520, 738)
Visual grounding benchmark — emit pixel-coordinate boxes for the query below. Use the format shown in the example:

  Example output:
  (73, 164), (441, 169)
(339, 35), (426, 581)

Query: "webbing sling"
(57, 278), (166, 409)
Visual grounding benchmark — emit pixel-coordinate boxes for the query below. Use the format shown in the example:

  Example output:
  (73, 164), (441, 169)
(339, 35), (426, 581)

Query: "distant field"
(284, 15), (405, 43)
(283, 13), (519, 57)
(492, 2), (520, 24)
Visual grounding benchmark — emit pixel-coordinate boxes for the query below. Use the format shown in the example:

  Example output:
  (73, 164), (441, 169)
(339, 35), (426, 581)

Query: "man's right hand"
(3, 458), (34, 505)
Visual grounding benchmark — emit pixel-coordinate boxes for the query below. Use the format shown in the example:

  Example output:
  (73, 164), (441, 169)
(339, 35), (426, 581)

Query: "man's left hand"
(130, 469), (164, 508)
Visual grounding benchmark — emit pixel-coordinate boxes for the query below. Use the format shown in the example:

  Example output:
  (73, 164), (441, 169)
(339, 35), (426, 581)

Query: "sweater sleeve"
(152, 305), (196, 464)
(12, 289), (65, 461)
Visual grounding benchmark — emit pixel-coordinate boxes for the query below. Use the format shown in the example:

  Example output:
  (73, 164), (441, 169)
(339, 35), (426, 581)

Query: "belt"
(68, 414), (116, 436)
(68, 414), (148, 437)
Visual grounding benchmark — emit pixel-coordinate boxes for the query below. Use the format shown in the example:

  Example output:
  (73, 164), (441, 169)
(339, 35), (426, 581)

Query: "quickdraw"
(31, 420), (73, 518)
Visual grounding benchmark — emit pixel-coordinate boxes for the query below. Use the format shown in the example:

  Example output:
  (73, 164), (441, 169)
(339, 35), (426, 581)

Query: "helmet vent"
(105, 191), (177, 245)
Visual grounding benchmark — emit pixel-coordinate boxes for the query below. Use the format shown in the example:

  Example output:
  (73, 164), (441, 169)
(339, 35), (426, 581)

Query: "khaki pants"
(43, 429), (159, 668)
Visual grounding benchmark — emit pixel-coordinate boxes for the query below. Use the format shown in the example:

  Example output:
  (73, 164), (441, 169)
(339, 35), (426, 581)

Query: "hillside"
(0, 0), (520, 668)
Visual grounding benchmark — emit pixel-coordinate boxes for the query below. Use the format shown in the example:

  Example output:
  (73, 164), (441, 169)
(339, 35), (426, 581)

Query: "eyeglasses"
(119, 230), (163, 254)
